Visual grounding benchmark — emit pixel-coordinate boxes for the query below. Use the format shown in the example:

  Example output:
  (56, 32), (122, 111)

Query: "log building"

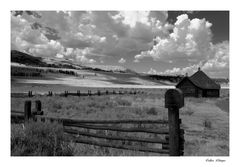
(176, 68), (220, 97)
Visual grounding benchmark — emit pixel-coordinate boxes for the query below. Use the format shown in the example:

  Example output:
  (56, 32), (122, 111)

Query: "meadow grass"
(11, 89), (229, 156)
(11, 121), (74, 156)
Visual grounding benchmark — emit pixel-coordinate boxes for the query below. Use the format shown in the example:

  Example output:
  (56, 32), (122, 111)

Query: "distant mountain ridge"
(11, 50), (136, 74)
(11, 50), (47, 67)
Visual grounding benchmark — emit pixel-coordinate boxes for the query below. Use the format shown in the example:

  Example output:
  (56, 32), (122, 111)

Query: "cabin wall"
(196, 88), (203, 97)
(177, 79), (197, 97)
(203, 89), (220, 97)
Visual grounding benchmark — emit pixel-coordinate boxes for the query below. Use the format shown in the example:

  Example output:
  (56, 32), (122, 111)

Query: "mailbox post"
(165, 89), (184, 156)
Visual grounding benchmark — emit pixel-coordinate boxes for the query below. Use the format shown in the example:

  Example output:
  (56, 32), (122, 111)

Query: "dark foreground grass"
(11, 121), (74, 156)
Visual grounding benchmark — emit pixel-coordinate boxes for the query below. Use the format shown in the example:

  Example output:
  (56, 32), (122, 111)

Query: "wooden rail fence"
(11, 88), (185, 156)
(11, 89), (145, 98)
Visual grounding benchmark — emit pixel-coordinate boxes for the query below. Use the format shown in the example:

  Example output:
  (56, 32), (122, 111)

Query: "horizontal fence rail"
(58, 117), (168, 124)
(64, 128), (169, 144)
(63, 123), (169, 135)
(72, 137), (169, 154)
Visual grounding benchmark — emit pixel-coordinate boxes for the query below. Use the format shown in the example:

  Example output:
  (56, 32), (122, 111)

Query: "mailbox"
(165, 89), (184, 108)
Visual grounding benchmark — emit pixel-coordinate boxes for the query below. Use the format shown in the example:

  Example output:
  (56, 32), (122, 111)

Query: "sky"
(11, 11), (229, 78)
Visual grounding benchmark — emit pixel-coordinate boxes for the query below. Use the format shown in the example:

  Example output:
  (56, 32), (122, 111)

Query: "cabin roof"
(177, 70), (220, 90)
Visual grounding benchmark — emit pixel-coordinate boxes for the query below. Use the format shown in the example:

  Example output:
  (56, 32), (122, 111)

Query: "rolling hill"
(11, 50), (178, 90)
(11, 50), (47, 67)
(11, 50), (136, 74)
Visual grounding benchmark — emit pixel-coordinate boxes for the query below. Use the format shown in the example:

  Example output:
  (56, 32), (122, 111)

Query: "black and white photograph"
(2, 0), (239, 165)
(10, 10), (230, 157)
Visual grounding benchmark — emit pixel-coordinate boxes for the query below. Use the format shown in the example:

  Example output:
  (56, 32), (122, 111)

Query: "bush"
(11, 122), (74, 156)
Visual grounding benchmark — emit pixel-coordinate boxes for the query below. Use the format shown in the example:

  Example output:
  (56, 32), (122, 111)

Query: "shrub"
(11, 122), (74, 156)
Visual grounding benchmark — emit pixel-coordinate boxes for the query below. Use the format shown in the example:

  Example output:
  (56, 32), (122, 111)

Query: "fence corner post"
(165, 88), (184, 156)
(24, 100), (32, 122)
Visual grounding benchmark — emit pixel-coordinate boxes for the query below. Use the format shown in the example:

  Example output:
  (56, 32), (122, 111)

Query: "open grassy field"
(11, 88), (229, 156)
(11, 64), (176, 94)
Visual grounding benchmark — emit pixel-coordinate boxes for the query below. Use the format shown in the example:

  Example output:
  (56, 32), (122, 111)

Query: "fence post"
(28, 91), (32, 97)
(35, 100), (43, 115)
(77, 90), (80, 96)
(48, 91), (52, 96)
(24, 100), (32, 122)
(165, 89), (184, 156)
(64, 91), (68, 97)
(35, 100), (41, 112)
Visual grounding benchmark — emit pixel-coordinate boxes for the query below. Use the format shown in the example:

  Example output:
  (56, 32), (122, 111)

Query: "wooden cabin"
(176, 68), (220, 97)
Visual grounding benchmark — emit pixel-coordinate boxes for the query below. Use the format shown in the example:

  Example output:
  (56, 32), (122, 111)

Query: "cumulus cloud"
(11, 12), (103, 64)
(160, 41), (229, 77)
(134, 14), (213, 62)
(56, 53), (64, 58)
(28, 40), (65, 57)
(161, 64), (198, 75)
(133, 13), (228, 77)
(147, 68), (157, 74)
(113, 11), (168, 28)
(114, 11), (150, 27)
(11, 11), (228, 77)
(74, 48), (96, 64)
(118, 58), (126, 64)
(12, 11), (174, 65)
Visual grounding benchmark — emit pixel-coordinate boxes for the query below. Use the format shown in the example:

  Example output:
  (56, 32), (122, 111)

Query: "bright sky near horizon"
(11, 11), (229, 78)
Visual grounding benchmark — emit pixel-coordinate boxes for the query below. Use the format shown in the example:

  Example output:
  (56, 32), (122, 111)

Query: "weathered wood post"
(24, 100), (32, 122)
(48, 91), (52, 96)
(77, 90), (80, 96)
(28, 91), (32, 97)
(35, 100), (43, 115)
(165, 88), (184, 156)
(64, 91), (68, 97)
(35, 100), (41, 112)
